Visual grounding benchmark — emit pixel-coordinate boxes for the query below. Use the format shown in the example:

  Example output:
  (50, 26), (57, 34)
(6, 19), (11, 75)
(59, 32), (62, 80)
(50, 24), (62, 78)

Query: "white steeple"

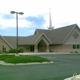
(48, 8), (54, 31)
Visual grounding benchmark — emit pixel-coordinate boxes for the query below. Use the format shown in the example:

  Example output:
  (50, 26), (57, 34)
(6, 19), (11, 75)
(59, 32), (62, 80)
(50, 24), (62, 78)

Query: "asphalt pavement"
(0, 54), (80, 80)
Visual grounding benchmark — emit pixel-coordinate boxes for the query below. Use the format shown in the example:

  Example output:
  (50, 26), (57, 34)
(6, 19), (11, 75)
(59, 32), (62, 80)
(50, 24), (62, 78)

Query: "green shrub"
(70, 51), (73, 53)
(0, 51), (2, 53)
(49, 50), (53, 52)
(74, 51), (78, 53)
(9, 48), (23, 53)
(18, 48), (23, 53)
(9, 49), (16, 53)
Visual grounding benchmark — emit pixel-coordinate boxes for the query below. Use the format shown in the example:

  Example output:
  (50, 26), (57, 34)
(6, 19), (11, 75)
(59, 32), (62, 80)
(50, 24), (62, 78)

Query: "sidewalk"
(19, 52), (71, 55)
(0, 52), (79, 55)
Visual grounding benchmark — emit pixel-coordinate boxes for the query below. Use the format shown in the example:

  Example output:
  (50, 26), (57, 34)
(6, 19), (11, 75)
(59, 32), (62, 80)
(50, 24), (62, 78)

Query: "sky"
(0, 0), (80, 36)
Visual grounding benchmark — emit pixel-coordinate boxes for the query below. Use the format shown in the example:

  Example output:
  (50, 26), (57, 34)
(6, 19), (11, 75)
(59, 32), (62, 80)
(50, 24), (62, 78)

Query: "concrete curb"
(0, 61), (53, 65)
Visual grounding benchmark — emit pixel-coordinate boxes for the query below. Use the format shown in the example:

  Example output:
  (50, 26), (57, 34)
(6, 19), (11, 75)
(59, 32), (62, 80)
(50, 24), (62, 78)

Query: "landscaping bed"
(0, 55), (50, 64)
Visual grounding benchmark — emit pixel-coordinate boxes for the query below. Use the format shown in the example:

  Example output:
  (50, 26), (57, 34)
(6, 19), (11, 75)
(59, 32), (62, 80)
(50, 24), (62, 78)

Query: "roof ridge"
(34, 33), (52, 44)
(53, 24), (77, 30)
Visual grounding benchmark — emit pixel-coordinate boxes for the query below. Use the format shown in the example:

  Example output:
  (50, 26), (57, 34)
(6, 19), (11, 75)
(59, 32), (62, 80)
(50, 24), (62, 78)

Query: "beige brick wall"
(19, 44), (80, 52)
(50, 44), (73, 52)
(62, 44), (72, 49)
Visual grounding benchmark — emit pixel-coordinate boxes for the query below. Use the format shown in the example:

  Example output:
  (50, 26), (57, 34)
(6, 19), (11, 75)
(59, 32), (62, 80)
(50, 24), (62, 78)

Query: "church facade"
(0, 24), (80, 53)
(0, 9), (80, 53)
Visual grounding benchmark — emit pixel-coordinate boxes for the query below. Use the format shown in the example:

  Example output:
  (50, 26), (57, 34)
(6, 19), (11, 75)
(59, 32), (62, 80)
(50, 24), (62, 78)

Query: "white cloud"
(0, 17), (33, 29)
(0, 0), (80, 30)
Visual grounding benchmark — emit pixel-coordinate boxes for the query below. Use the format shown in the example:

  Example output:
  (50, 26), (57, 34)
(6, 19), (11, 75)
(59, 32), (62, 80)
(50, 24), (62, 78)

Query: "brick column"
(34, 45), (38, 52)
(46, 45), (49, 52)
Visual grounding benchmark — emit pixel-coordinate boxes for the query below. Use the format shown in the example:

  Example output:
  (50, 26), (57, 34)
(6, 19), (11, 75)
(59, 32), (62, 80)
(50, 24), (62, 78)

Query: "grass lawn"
(0, 55), (50, 64)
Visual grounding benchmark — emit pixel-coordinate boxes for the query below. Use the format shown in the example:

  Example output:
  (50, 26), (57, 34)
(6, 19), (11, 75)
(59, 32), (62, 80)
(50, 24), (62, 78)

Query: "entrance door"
(38, 39), (46, 52)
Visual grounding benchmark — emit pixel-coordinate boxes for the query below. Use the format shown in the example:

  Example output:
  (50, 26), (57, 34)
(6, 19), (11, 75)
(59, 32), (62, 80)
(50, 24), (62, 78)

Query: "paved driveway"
(0, 54), (80, 80)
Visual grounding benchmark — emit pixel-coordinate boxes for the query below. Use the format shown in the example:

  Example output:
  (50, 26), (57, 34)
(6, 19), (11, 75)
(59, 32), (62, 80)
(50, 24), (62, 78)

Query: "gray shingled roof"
(18, 34), (41, 45)
(3, 34), (41, 48)
(2, 24), (78, 48)
(36, 24), (78, 44)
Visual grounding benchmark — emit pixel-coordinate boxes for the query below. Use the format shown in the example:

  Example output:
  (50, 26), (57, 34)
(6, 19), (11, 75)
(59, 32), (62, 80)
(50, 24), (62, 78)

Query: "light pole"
(10, 11), (24, 54)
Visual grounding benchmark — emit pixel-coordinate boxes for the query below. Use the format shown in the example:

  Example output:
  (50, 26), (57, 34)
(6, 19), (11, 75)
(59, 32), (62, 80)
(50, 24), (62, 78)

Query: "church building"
(0, 10), (80, 53)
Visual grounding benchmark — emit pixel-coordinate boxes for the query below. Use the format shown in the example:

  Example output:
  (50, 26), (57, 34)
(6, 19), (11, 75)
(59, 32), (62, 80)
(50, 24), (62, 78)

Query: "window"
(73, 44), (80, 49)
(77, 45), (80, 49)
(2, 46), (4, 50)
(73, 45), (76, 49)
(2, 46), (6, 52)
(26, 46), (30, 50)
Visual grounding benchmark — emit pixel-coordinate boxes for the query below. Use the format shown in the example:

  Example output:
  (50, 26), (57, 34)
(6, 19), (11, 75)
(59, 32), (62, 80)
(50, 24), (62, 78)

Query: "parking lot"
(0, 54), (80, 80)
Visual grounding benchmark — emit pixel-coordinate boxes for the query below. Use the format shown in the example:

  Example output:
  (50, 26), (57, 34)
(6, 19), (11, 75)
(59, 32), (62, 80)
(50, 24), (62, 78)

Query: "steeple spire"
(48, 8), (54, 31)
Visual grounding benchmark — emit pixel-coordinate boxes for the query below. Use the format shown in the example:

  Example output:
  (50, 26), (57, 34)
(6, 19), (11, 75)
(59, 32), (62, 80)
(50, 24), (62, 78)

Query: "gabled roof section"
(62, 24), (80, 43)
(34, 29), (52, 43)
(0, 35), (13, 48)
(19, 34), (41, 45)
(3, 36), (18, 48)
(34, 33), (52, 44)
(3, 34), (41, 48)
(35, 24), (78, 44)
(49, 24), (78, 44)
(2, 24), (79, 47)
(35, 29), (50, 36)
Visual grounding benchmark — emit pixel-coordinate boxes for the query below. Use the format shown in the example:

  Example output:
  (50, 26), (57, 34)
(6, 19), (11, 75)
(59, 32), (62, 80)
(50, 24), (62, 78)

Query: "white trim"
(0, 35), (13, 49)
(62, 26), (75, 43)
(34, 33), (52, 44)
(42, 33), (52, 44)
